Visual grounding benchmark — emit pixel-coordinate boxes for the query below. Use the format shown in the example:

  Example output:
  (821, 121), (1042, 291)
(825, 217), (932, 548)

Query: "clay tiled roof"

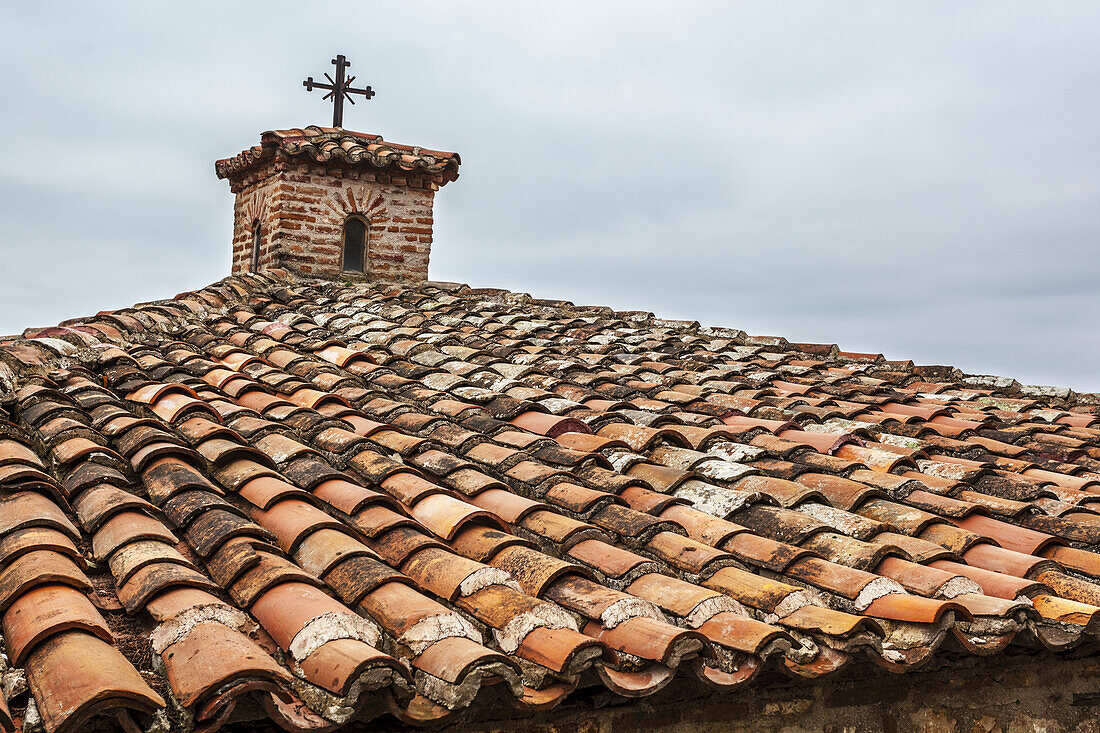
(214, 126), (461, 183)
(1, 271), (1099, 730)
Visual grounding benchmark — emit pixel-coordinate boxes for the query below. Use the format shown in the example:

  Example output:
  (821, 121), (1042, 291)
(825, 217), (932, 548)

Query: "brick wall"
(227, 156), (438, 282)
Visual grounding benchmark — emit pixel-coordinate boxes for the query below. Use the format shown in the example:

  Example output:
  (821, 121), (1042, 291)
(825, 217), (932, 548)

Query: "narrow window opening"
(250, 220), (262, 271)
(343, 217), (367, 273)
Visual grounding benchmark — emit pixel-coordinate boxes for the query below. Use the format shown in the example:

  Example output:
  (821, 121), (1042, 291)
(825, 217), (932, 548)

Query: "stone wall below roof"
(229, 158), (436, 281)
(461, 648), (1100, 732)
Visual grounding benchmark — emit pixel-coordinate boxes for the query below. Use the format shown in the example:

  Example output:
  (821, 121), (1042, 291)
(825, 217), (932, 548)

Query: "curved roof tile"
(215, 125), (461, 183)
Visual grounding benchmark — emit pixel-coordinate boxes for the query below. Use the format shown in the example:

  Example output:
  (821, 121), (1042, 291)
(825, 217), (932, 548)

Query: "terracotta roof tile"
(1, 271), (1100, 727)
(214, 127), (460, 185)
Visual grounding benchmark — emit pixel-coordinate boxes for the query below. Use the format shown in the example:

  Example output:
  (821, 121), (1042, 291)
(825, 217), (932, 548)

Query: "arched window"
(250, 220), (262, 271)
(342, 216), (367, 273)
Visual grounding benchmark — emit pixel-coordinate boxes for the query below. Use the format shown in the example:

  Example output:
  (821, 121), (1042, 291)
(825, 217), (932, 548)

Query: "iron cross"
(303, 55), (375, 128)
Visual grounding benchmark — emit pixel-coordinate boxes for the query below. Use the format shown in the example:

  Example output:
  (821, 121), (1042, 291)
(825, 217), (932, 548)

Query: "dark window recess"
(251, 221), (262, 271)
(343, 217), (367, 272)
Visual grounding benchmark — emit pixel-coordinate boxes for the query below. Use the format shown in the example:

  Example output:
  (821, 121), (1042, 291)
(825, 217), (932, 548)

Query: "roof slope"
(0, 271), (1099, 731)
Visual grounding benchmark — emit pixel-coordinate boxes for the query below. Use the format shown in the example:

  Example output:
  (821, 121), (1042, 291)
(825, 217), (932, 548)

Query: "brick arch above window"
(237, 190), (269, 232)
(321, 184), (388, 223)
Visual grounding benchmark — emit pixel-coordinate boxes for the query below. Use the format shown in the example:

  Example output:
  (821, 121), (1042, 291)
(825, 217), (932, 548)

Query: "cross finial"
(303, 54), (375, 128)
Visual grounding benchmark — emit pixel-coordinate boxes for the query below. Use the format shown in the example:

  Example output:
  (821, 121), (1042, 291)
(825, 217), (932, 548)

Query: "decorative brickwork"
(217, 127), (458, 281)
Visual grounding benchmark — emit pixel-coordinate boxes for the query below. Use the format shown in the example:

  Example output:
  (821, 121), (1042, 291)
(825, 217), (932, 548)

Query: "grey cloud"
(1, 1), (1098, 390)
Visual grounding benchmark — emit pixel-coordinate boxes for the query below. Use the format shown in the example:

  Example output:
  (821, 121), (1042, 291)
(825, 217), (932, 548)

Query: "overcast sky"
(1, 2), (1098, 390)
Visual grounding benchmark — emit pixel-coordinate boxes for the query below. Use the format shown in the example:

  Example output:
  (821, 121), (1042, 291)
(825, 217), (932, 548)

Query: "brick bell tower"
(215, 125), (460, 281)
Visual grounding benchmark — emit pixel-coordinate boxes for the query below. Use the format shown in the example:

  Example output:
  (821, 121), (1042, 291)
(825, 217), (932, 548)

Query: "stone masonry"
(457, 648), (1100, 732)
